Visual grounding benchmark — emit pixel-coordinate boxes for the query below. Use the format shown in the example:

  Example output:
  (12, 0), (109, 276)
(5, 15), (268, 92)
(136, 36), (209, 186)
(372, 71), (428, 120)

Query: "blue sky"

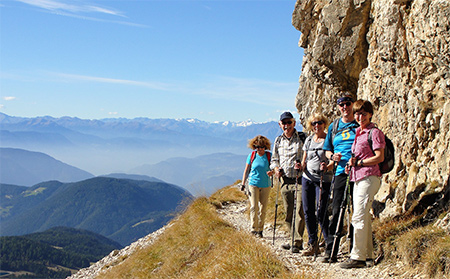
(0, 0), (304, 123)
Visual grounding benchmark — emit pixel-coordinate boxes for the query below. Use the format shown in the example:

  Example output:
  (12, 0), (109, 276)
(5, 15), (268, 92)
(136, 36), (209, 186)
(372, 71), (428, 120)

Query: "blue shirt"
(246, 152), (271, 188)
(323, 118), (359, 175)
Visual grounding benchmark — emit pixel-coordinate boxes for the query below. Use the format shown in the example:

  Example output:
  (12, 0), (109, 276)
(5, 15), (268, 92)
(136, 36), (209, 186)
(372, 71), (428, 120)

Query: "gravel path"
(69, 193), (427, 279)
(216, 199), (425, 279)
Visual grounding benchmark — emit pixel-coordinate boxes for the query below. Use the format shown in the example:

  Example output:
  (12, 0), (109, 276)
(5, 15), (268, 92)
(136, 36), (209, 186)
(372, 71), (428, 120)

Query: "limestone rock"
(292, 0), (450, 219)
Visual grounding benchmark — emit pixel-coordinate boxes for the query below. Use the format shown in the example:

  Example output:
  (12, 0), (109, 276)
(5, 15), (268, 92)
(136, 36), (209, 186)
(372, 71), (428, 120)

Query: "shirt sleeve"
(270, 137), (280, 169)
(246, 153), (252, 164)
(371, 128), (386, 150)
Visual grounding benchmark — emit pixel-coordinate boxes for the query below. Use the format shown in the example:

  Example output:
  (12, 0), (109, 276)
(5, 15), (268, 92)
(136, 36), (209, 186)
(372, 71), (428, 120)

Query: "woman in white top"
(300, 113), (334, 256)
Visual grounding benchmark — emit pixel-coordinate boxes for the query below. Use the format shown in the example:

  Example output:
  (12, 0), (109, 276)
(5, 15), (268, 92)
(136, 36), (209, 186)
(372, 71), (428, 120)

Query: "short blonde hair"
(305, 113), (329, 132)
(247, 135), (271, 150)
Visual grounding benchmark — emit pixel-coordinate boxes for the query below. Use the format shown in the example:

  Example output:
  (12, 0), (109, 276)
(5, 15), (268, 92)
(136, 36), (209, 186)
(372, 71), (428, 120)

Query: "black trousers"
(324, 173), (354, 258)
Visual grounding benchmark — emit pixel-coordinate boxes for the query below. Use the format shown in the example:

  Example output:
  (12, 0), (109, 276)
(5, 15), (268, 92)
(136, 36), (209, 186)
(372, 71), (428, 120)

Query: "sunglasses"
(338, 102), (352, 107)
(281, 120), (293, 125)
(254, 146), (264, 149)
(311, 120), (324, 126)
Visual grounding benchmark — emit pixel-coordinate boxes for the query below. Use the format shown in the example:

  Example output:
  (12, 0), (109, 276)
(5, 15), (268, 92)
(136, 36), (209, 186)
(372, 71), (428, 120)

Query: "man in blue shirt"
(320, 93), (359, 263)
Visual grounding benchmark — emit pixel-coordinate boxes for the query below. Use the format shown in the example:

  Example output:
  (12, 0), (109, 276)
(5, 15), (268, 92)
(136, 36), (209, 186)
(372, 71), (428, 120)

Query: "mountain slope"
(0, 147), (94, 186)
(0, 177), (193, 245)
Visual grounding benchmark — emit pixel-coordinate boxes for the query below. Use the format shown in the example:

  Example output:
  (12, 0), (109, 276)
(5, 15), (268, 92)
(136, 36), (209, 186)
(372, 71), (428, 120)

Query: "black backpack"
(368, 128), (395, 174)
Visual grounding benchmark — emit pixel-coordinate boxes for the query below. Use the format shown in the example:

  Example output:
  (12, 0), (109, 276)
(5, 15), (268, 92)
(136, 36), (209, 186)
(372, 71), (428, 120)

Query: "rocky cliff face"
(292, 0), (449, 219)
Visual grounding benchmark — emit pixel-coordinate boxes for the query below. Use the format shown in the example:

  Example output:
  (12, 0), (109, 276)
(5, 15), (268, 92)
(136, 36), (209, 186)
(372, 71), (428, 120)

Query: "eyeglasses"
(254, 146), (264, 149)
(338, 102), (352, 107)
(281, 120), (293, 125)
(355, 111), (368, 116)
(311, 120), (324, 126)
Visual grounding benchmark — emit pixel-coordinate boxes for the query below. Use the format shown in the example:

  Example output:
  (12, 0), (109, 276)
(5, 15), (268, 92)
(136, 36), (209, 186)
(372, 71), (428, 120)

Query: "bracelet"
(329, 153), (334, 161)
(360, 159), (364, 167)
(356, 159), (360, 167)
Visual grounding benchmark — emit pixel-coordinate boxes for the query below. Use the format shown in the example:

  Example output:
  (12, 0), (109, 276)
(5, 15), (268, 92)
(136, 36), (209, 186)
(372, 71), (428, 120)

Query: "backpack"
(368, 128), (395, 174)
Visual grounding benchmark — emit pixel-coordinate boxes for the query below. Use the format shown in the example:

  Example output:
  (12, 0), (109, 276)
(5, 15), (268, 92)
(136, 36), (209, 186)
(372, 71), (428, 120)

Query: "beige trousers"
(248, 185), (271, 232)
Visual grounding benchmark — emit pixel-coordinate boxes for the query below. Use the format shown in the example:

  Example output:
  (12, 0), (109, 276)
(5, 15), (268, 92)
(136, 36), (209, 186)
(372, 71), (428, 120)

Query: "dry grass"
(373, 213), (450, 278)
(97, 193), (308, 279)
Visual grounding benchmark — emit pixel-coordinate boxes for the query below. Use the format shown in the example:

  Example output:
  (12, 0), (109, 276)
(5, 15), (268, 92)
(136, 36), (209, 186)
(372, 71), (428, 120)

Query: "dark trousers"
(325, 173), (354, 258)
(302, 177), (331, 245)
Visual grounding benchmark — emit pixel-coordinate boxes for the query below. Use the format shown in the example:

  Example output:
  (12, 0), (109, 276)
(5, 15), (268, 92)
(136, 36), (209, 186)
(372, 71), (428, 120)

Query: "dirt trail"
(217, 198), (423, 279)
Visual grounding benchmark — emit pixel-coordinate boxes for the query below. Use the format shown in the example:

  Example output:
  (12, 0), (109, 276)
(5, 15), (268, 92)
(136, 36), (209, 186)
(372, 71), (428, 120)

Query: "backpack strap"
(331, 118), (340, 142)
(249, 150), (271, 165)
(250, 150), (257, 165)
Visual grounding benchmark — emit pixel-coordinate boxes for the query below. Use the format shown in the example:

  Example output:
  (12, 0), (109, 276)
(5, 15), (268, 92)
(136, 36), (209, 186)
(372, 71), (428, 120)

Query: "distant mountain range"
(1, 226), (123, 278)
(0, 113), (284, 176)
(0, 177), (193, 246)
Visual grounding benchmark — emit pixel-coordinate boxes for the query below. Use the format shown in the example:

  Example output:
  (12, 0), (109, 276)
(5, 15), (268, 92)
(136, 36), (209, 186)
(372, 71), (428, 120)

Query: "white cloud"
(16, 0), (124, 17)
(52, 72), (173, 91)
(3, 96), (16, 101)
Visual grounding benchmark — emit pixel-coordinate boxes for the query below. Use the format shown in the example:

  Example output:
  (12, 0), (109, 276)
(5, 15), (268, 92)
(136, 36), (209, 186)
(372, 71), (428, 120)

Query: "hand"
(320, 161), (327, 171)
(294, 161), (302, 171)
(267, 170), (274, 177)
(332, 153), (343, 162)
(348, 156), (357, 167)
(345, 164), (350, 174)
(276, 168), (284, 178)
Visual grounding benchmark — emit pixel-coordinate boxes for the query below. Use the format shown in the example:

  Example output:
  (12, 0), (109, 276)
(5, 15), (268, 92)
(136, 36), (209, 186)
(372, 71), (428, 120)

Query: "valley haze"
(0, 113), (301, 195)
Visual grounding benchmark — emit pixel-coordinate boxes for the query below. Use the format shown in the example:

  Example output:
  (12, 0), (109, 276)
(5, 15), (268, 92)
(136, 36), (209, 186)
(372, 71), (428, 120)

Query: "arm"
(300, 150), (307, 171)
(242, 163), (250, 185)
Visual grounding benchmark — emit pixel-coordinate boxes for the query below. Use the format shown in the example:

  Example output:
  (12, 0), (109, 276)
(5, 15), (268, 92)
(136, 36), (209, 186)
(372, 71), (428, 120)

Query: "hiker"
(320, 93), (359, 263)
(300, 113), (334, 256)
(270, 111), (306, 253)
(339, 100), (385, 269)
(241, 135), (274, 238)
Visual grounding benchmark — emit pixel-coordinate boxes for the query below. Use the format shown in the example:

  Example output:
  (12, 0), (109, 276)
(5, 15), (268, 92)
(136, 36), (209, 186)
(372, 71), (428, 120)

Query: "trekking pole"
(329, 154), (354, 263)
(346, 175), (353, 254)
(291, 161), (300, 253)
(313, 167), (324, 261)
(272, 171), (281, 245)
(314, 161), (336, 261)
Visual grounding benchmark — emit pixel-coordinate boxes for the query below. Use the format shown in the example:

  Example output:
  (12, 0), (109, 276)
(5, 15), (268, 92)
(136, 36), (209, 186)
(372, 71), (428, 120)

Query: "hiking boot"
(281, 243), (291, 250)
(366, 258), (374, 267)
(251, 231), (258, 236)
(319, 240), (325, 247)
(340, 259), (366, 269)
(292, 246), (301, 253)
(302, 242), (317, 256)
(318, 254), (337, 263)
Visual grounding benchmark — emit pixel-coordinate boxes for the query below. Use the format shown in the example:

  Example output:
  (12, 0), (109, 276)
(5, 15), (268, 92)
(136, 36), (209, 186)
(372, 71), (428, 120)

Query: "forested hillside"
(0, 227), (122, 278)
(1, 177), (193, 245)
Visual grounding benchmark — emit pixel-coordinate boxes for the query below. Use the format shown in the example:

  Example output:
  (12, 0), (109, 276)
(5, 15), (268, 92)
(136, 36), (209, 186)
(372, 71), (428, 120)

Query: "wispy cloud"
(14, 0), (149, 27)
(16, 0), (124, 16)
(52, 72), (173, 91)
(3, 96), (17, 101)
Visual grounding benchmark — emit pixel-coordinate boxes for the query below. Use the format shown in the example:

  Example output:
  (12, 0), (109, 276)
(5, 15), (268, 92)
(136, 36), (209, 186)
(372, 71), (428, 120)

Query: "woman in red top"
(341, 100), (385, 269)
